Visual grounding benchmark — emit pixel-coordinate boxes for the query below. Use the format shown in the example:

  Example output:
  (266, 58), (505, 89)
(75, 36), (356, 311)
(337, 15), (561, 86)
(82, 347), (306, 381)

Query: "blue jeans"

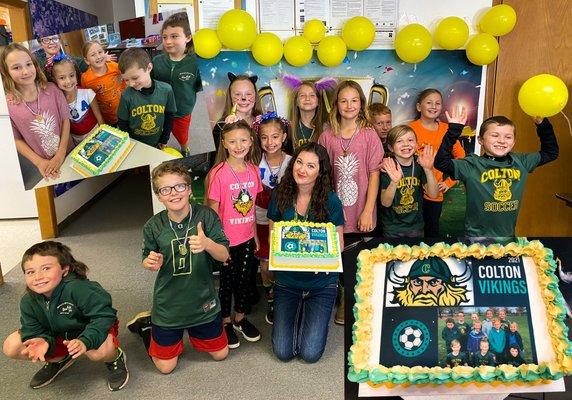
(272, 282), (337, 363)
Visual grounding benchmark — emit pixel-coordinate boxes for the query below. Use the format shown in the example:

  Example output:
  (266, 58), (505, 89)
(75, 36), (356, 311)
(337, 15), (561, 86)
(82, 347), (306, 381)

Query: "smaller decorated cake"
(70, 125), (134, 177)
(269, 221), (341, 272)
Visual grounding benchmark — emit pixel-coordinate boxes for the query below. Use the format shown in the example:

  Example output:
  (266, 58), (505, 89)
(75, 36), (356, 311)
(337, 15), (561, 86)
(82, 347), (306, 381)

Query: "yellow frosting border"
(348, 240), (572, 385)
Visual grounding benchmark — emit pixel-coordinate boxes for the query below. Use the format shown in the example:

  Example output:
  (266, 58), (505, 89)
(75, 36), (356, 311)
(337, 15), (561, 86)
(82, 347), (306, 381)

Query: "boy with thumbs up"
(129, 161), (230, 374)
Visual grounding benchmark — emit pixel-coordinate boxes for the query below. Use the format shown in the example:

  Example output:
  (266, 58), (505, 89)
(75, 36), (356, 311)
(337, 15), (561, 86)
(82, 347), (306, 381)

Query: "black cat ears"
(228, 72), (258, 85)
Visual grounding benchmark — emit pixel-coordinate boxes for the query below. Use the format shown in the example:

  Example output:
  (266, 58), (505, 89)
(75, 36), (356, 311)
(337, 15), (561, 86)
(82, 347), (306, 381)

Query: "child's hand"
(417, 144), (435, 170)
(357, 211), (374, 232)
(383, 158), (403, 183)
(189, 222), (209, 253)
(105, 52), (117, 62)
(438, 182), (450, 193)
(21, 338), (49, 362)
(224, 114), (240, 124)
(143, 251), (163, 271)
(254, 234), (260, 252)
(445, 106), (468, 125)
(63, 339), (87, 359)
(45, 153), (65, 179)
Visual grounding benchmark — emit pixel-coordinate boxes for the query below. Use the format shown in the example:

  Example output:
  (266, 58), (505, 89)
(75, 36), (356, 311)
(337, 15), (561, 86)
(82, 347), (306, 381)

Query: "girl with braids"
(2, 241), (128, 391)
(267, 142), (344, 363)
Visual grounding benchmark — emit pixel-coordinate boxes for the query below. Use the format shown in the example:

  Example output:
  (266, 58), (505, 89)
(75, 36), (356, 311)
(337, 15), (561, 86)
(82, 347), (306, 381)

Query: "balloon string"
(560, 111), (572, 139)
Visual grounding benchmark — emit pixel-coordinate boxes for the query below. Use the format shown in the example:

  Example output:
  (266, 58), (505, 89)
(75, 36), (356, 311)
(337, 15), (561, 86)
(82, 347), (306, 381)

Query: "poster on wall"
(29, 0), (99, 37)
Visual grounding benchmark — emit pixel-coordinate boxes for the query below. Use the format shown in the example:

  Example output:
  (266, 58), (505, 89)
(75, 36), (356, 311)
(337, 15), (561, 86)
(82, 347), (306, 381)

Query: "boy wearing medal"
(134, 161), (230, 374)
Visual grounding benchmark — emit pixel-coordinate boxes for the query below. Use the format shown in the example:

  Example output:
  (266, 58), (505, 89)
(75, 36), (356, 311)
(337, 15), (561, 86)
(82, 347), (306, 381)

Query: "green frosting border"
(70, 124), (130, 175)
(347, 240), (572, 385)
(273, 220), (340, 259)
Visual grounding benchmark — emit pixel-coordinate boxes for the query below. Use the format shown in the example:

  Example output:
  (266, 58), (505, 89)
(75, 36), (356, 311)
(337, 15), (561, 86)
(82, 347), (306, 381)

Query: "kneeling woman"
(267, 142), (344, 363)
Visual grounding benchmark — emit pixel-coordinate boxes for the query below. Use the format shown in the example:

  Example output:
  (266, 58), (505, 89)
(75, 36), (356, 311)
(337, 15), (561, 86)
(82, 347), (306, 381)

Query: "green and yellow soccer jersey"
(472, 351), (496, 367)
(142, 205), (229, 328)
(118, 80), (176, 146)
(452, 153), (541, 237)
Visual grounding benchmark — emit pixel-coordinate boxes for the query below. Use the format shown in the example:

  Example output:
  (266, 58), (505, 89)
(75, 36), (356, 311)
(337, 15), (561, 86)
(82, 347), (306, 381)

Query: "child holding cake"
(2, 241), (128, 391)
(1, 43), (74, 180)
(152, 12), (202, 156)
(117, 48), (177, 148)
(81, 41), (125, 126)
(435, 107), (559, 238)
(49, 54), (104, 145)
(267, 142), (344, 363)
(379, 125), (439, 237)
(207, 120), (263, 349)
(130, 161), (230, 374)
(253, 112), (292, 324)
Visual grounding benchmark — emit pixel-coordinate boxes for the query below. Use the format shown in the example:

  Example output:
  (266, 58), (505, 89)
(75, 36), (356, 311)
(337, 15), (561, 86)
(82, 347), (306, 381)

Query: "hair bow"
(252, 111), (290, 133)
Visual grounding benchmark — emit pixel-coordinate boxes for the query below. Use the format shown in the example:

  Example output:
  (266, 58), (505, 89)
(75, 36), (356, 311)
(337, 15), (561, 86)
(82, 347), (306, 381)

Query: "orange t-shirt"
(80, 62), (126, 124)
(409, 119), (466, 202)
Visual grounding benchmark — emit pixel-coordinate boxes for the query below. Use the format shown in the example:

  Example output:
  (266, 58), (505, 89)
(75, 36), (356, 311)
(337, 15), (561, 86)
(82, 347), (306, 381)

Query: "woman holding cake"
(267, 142), (344, 363)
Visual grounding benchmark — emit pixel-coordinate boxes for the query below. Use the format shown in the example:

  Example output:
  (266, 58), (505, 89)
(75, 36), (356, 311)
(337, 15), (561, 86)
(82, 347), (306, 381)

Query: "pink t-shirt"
(8, 82), (73, 159)
(208, 161), (262, 246)
(318, 126), (383, 233)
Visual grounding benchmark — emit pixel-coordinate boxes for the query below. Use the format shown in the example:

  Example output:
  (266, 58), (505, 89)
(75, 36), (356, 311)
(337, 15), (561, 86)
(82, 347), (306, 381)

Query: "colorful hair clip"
(252, 111), (290, 133)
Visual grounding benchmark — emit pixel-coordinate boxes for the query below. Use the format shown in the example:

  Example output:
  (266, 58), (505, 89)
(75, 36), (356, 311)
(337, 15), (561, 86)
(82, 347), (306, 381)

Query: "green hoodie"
(19, 273), (117, 356)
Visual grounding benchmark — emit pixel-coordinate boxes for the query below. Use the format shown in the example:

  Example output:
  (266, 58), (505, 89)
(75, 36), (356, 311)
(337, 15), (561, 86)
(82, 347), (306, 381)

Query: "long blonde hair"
(328, 80), (371, 136)
(0, 43), (48, 102)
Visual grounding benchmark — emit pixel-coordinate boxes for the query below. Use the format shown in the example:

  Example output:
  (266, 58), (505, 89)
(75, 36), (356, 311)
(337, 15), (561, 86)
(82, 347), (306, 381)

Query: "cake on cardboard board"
(269, 221), (342, 272)
(348, 241), (572, 387)
(70, 124), (134, 177)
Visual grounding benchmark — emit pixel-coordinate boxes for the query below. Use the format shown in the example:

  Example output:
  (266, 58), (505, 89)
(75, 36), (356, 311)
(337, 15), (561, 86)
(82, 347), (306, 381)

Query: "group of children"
(0, 11), (201, 182)
(442, 309), (526, 368)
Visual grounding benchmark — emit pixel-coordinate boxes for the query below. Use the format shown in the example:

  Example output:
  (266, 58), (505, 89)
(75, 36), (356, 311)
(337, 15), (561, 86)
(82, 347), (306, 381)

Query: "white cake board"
(269, 234), (343, 273)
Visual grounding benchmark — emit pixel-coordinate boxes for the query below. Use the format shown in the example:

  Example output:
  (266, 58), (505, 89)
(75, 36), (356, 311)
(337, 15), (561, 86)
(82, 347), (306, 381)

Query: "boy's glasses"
(156, 183), (189, 196)
(41, 36), (60, 44)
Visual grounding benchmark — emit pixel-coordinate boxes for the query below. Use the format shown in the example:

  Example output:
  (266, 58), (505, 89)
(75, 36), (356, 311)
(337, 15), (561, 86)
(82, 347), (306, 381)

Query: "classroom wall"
(57, 0), (114, 25)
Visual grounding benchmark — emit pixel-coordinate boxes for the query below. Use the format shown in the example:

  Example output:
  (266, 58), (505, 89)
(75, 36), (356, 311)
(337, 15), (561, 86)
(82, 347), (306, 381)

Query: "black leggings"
(219, 238), (255, 318)
(422, 199), (443, 237)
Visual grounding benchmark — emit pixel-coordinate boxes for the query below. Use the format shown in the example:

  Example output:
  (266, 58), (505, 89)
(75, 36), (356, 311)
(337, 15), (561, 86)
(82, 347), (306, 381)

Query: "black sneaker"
(265, 302), (274, 325)
(105, 348), (129, 391)
(30, 354), (76, 389)
(224, 323), (240, 349)
(233, 317), (261, 342)
(126, 311), (151, 334)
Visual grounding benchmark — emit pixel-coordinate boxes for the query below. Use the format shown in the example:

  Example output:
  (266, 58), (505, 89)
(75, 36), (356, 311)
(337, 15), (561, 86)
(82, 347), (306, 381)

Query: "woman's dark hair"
(275, 142), (333, 222)
(21, 241), (88, 279)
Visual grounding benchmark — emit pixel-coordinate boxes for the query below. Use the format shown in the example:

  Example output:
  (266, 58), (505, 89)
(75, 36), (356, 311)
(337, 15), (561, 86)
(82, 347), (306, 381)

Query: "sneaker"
(105, 348), (129, 391)
(225, 323), (240, 349)
(334, 304), (344, 325)
(30, 354), (76, 389)
(233, 317), (261, 342)
(126, 311), (151, 334)
(265, 302), (274, 325)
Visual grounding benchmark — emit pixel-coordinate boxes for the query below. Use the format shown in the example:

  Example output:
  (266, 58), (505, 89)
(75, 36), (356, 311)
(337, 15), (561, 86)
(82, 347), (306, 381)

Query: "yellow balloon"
(303, 19), (326, 44)
(342, 16), (375, 51)
(251, 33), (283, 66)
(193, 28), (222, 59)
(317, 35), (347, 67)
(216, 10), (256, 50)
(394, 24), (432, 63)
(518, 74), (569, 118)
(434, 17), (469, 50)
(283, 36), (313, 67)
(465, 33), (499, 65)
(162, 147), (183, 158)
(479, 4), (517, 36)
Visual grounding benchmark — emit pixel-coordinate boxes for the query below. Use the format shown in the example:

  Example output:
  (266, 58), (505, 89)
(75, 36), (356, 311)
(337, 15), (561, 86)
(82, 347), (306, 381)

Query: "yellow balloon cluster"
(395, 24), (432, 63)
(283, 36), (313, 67)
(434, 17), (469, 50)
(342, 16), (375, 51)
(251, 33), (283, 66)
(465, 33), (499, 65)
(217, 9), (256, 50)
(193, 28), (222, 59)
(317, 36), (346, 67)
(303, 19), (326, 44)
(479, 4), (517, 36)
(518, 74), (569, 118)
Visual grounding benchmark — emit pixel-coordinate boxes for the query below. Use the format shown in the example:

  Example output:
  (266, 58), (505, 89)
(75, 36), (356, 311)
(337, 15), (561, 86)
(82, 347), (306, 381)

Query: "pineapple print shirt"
(8, 82), (74, 160)
(318, 127), (383, 233)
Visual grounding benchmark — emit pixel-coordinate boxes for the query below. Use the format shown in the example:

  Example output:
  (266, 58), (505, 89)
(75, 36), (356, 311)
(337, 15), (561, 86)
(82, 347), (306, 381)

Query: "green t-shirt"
(142, 205), (229, 328)
(472, 351), (496, 367)
(445, 351), (469, 367)
(151, 52), (202, 117)
(117, 80), (177, 146)
(452, 152), (541, 237)
(381, 159), (426, 236)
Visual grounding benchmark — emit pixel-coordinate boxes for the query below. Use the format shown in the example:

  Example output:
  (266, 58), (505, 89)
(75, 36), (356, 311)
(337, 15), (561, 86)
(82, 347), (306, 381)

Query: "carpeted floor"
(0, 171), (344, 400)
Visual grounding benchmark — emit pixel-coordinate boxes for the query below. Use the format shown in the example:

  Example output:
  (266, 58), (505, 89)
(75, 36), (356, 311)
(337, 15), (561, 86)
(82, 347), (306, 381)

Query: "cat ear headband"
(227, 72), (258, 85)
(281, 74), (337, 91)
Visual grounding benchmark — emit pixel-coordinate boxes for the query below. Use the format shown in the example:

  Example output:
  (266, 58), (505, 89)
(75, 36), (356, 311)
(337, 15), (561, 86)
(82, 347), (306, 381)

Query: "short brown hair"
(151, 161), (192, 193)
(21, 241), (88, 280)
(161, 12), (193, 53)
(368, 103), (391, 116)
(478, 115), (516, 138)
(119, 48), (151, 73)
